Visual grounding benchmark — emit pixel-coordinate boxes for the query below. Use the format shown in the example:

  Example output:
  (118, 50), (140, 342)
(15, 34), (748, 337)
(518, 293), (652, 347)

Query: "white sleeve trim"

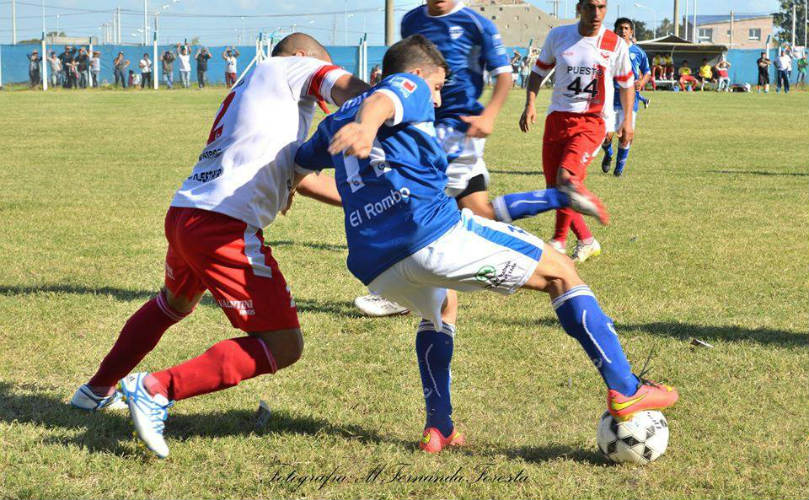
(319, 68), (351, 105)
(294, 164), (318, 176)
(374, 88), (404, 127)
(490, 65), (512, 77)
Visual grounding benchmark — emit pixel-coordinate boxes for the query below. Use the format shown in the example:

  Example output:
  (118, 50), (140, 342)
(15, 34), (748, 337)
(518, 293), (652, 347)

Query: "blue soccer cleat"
(119, 372), (173, 458)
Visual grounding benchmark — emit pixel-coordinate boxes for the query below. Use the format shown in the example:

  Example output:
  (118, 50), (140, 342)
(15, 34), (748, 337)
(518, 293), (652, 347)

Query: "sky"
(0, 0), (783, 46)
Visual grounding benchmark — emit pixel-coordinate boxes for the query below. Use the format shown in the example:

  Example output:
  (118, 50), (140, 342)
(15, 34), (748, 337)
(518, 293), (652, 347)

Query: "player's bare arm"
(519, 71), (543, 132)
(462, 72), (511, 138)
(327, 92), (395, 158)
(617, 85), (634, 146)
(329, 74), (371, 107)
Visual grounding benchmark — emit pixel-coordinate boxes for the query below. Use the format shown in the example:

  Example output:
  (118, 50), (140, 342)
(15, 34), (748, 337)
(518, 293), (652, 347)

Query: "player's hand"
(328, 122), (375, 158)
(634, 80), (643, 91)
(617, 121), (634, 146)
(519, 106), (536, 133)
(460, 113), (495, 138)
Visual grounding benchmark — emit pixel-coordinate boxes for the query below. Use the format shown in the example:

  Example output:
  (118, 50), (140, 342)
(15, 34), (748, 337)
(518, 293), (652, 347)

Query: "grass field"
(1, 86), (807, 499)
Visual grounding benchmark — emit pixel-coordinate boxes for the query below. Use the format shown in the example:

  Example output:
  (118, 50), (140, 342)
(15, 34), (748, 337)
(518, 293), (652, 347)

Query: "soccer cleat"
(354, 294), (409, 317)
(559, 180), (610, 225)
(601, 152), (612, 173)
(419, 427), (466, 454)
(119, 372), (173, 459)
(571, 239), (602, 263)
(643, 96), (651, 109)
(607, 379), (679, 421)
(70, 384), (129, 412)
(547, 239), (566, 254)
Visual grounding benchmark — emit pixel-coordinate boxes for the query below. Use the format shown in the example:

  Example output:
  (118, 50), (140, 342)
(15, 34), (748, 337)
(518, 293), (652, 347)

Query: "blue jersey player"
(601, 18), (652, 177)
(356, 0), (608, 317)
(295, 35), (678, 454)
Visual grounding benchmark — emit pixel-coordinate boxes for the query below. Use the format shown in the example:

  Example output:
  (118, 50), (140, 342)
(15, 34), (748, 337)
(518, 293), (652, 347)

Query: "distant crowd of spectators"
(25, 43), (242, 90)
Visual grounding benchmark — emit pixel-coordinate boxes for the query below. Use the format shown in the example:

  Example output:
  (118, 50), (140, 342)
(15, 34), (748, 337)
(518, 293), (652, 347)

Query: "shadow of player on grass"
(0, 381), (410, 456)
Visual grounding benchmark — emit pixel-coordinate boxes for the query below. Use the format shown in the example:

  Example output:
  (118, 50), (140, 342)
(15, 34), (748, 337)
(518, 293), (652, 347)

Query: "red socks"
(88, 291), (188, 388)
(150, 337), (277, 401)
(553, 208), (593, 243)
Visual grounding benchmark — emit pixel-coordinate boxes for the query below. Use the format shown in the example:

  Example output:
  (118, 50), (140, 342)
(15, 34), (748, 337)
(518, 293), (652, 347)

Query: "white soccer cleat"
(70, 384), (129, 412)
(354, 294), (409, 317)
(119, 372), (173, 459)
(547, 239), (567, 254)
(572, 239), (602, 264)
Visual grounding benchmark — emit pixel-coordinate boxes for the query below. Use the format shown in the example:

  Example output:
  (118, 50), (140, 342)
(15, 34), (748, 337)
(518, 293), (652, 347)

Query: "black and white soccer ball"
(596, 410), (669, 465)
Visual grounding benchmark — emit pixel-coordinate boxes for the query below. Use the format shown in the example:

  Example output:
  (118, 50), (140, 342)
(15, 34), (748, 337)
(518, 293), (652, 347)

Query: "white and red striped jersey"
(533, 24), (634, 118)
(171, 56), (349, 228)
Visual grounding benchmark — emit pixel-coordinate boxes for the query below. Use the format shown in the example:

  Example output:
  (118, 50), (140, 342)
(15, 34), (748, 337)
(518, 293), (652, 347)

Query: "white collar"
(425, 1), (465, 18)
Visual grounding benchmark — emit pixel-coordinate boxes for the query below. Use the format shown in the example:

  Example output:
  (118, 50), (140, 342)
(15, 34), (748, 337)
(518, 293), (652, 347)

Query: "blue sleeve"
(373, 74), (434, 126)
(294, 122), (334, 172)
(400, 11), (414, 38)
(639, 50), (651, 76)
(480, 18), (510, 74)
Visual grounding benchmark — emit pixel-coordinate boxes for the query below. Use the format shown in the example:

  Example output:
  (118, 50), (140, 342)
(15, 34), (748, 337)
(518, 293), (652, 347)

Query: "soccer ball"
(596, 410), (669, 465)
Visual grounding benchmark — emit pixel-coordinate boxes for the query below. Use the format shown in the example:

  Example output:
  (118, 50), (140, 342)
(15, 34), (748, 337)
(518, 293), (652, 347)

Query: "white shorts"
(605, 109), (637, 134)
(435, 123), (490, 198)
(367, 209), (544, 329)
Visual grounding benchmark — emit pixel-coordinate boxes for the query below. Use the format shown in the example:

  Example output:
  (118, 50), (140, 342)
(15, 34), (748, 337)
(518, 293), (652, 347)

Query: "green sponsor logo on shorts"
(475, 265), (497, 283)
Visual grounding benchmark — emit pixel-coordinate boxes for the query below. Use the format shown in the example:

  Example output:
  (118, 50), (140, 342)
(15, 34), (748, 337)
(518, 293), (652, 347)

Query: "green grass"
(1, 86), (807, 499)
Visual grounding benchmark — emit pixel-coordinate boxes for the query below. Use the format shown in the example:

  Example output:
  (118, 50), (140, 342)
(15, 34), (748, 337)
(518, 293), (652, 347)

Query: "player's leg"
(521, 244), (678, 419)
(119, 208), (302, 458)
(71, 209), (205, 412)
(601, 112), (618, 173)
(543, 115), (573, 252)
(613, 112), (636, 177)
(367, 265), (463, 453)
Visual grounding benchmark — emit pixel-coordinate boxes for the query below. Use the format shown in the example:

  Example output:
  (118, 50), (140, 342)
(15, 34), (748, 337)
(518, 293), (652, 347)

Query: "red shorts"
(542, 112), (605, 185)
(164, 206), (299, 332)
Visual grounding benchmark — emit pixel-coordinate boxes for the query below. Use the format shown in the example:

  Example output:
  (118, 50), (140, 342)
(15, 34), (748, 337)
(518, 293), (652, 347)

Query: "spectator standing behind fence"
(223, 47), (240, 87)
(26, 50), (41, 88)
(113, 52), (129, 88)
(369, 64), (382, 85)
(797, 53), (807, 88)
(176, 43), (191, 88)
(510, 49), (521, 87)
(140, 53), (153, 89)
(756, 51), (771, 93)
(48, 51), (61, 87)
(91, 51), (101, 88)
(195, 47), (211, 88)
(715, 57), (731, 92)
(775, 49), (791, 94)
(519, 57), (530, 88)
(162, 50), (175, 89)
(76, 48), (90, 88)
(59, 46), (77, 88)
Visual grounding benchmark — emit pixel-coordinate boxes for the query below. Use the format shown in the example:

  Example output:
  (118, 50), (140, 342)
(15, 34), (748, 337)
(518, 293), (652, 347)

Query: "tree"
(773, 0), (807, 45)
(658, 18), (675, 37)
(630, 19), (656, 41)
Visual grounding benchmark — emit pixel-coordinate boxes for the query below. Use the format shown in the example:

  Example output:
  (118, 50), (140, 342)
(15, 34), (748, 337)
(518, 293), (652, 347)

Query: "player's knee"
(162, 287), (202, 315)
(252, 328), (303, 370)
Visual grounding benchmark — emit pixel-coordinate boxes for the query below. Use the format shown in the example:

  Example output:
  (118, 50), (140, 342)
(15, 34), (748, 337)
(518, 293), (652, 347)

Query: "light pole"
(634, 3), (656, 38)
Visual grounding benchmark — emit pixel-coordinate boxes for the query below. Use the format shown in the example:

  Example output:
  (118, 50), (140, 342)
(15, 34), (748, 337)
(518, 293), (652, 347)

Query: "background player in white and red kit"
(69, 33), (366, 458)
(520, 0), (635, 263)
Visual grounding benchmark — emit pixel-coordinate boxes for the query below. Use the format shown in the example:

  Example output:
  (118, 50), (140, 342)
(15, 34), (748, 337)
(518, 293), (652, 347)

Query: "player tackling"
(295, 34), (678, 454)
(521, 0), (634, 263)
(69, 34), (364, 458)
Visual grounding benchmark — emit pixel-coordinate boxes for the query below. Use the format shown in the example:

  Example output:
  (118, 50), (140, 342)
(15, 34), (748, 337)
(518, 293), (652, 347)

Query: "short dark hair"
(614, 18), (634, 31)
(382, 34), (449, 78)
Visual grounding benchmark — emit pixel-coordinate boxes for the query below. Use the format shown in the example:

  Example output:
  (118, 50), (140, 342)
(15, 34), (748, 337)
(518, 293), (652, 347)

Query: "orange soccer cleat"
(607, 379), (679, 421)
(418, 427), (466, 454)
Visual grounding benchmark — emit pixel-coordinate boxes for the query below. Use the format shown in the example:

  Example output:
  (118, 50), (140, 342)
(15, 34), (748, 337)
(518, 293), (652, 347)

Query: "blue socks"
(614, 145), (630, 176)
(492, 189), (570, 222)
(552, 285), (639, 395)
(602, 142), (614, 161)
(415, 320), (455, 437)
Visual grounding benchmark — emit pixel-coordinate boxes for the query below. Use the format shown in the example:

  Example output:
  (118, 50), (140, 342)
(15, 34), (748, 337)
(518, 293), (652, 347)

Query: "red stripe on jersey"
(614, 71), (633, 82)
(306, 64), (340, 101)
(586, 64), (607, 116)
(535, 59), (554, 70)
(599, 30), (619, 52)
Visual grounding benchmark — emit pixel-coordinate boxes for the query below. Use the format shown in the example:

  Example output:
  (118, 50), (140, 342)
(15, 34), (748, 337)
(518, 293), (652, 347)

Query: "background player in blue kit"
(601, 18), (651, 177)
(295, 35), (678, 454)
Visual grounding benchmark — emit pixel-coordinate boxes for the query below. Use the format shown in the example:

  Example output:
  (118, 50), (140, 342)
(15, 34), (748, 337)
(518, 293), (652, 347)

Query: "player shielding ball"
(295, 34), (678, 454)
(601, 18), (651, 177)
(520, 0), (635, 263)
(69, 34), (365, 458)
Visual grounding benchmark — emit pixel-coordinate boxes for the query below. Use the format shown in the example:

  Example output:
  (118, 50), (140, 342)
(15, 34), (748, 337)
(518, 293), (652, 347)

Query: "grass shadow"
(707, 169), (809, 177)
(0, 381), (410, 455)
(268, 240), (347, 251)
(496, 444), (608, 465)
(487, 169), (542, 177)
